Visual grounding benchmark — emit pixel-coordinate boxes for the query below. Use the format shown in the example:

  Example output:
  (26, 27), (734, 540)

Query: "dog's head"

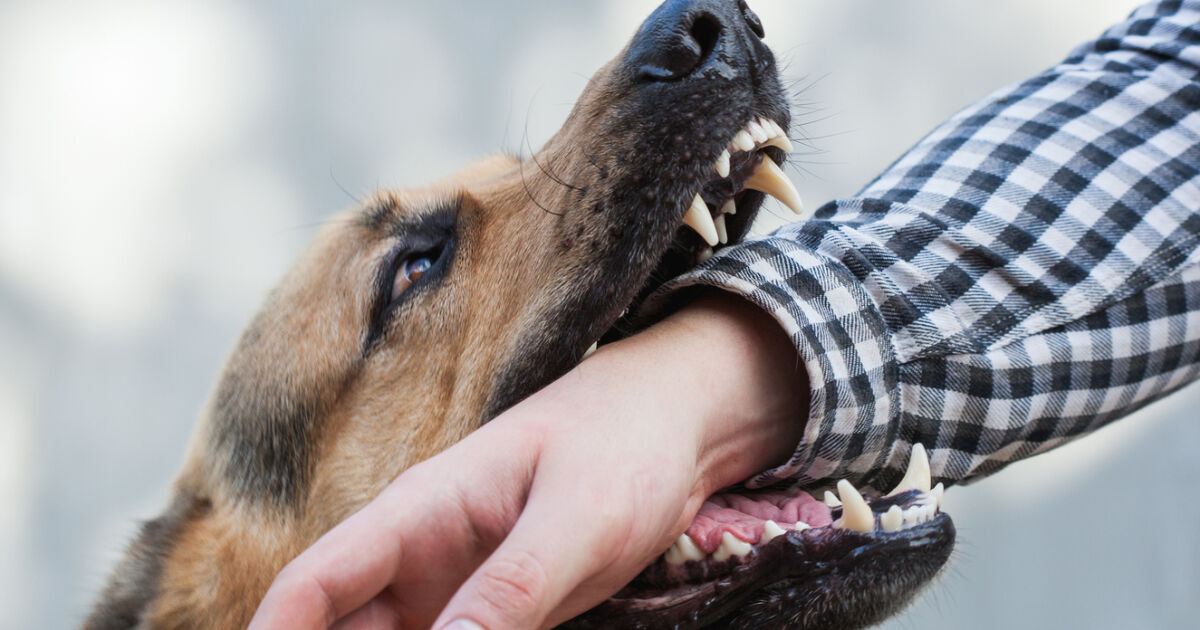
(86, 1), (952, 629)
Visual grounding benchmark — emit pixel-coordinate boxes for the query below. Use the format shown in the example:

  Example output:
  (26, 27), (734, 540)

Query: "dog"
(85, 1), (953, 628)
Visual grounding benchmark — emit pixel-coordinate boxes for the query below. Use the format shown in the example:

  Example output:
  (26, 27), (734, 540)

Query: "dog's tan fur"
(85, 52), (699, 628)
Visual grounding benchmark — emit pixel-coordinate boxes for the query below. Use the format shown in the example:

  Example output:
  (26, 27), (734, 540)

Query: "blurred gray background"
(2, 1), (1197, 628)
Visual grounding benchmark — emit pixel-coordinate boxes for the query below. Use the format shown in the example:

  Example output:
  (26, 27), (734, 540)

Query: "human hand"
(248, 292), (806, 630)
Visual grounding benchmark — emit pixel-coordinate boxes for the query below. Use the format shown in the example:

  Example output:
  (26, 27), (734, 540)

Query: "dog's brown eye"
(392, 256), (433, 300)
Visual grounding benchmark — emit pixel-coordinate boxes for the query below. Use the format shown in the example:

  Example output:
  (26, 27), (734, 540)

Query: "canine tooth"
(733, 130), (756, 152)
(714, 214), (728, 244)
(715, 150), (731, 178)
(761, 520), (788, 544)
(931, 482), (945, 509)
(745, 155), (805, 216)
(683, 194), (719, 246)
(835, 480), (874, 533)
(713, 531), (753, 562)
(747, 120), (768, 144)
(764, 134), (796, 154)
(824, 491), (841, 507)
(675, 533), (704, 562)
(888, 443), (932, 496)
(582, 342), (598, 359)
(881, 505), (903, 533)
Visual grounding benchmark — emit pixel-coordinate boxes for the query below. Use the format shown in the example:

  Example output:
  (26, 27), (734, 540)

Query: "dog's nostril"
(739, 0), (765, 39)
(689, 13), (722, 66)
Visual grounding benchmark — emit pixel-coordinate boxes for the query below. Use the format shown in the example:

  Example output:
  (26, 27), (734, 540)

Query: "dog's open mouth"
(565, 446), (954, 629)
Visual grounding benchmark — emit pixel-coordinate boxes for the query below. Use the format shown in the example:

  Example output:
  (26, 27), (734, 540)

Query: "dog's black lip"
(563, 492), (955, 630)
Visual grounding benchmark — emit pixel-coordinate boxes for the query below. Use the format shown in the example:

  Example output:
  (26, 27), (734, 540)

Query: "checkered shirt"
(645, 0), (1200, 494)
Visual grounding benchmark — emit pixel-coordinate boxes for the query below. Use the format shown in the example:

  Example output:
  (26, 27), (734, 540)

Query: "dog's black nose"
(627, 0), (766, 82)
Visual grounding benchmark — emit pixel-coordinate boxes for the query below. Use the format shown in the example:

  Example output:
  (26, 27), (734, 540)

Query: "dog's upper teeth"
(834, 479), (875, 533)
(583, 342), (598, 359)
(720, 199), (737, 216)
(728, 117), (795, 155)
(714, 213), (728, 244)
(745, 155), (806, 217)
(715, 149), (731, 178)
(886, 443), (932, 497)
(733, 130), (756, 152)
(683, 193), (719, 246)
(747, 119), (769, 144)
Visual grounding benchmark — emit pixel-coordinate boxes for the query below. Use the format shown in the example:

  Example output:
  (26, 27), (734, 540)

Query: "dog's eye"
(392, 256), (433, 301)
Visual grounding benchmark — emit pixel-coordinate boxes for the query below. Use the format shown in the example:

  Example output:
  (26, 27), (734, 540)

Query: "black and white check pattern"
(645, 0), (1200, 493)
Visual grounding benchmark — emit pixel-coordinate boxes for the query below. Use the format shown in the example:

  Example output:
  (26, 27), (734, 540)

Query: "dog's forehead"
(355, 154), (523, 231)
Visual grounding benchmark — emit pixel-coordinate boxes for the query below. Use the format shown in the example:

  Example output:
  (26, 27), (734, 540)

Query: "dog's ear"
(83, 493), (210, 630)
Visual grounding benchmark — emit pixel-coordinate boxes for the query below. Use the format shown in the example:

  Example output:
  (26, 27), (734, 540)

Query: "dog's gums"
(85, 2), (955, 629)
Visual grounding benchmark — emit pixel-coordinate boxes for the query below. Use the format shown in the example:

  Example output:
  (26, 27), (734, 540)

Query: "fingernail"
(443, 620), (485, 630)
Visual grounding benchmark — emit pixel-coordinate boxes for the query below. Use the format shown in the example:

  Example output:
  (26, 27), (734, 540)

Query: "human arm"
(638, 0), (1200, 493)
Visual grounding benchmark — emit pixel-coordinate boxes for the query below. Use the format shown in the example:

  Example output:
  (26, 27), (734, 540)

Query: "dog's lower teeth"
(761, 520), (788, 544)
(881, 505), (904, 533)
(835, 480), (875, 533)
(713, 532), (753, 562)
(887, 443), (933, 496)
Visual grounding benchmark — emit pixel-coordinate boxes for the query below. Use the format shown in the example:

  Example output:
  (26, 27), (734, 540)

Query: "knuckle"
(269, 565), (338, 626)
(474, 551), (551, 624)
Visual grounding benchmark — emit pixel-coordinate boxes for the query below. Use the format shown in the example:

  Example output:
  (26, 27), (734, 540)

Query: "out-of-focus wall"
(1, 1), (1195, 628)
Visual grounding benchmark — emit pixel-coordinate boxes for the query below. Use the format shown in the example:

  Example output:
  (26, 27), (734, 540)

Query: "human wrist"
(599, 290), (807, 499)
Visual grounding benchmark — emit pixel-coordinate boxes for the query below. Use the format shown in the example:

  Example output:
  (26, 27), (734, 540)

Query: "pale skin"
(249, 291), (808, 630)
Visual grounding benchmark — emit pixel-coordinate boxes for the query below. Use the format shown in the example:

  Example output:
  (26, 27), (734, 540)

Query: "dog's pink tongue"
(684, 491), (832, 553)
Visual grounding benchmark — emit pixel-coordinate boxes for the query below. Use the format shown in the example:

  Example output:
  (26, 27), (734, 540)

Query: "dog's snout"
(628, 0), (764, 83)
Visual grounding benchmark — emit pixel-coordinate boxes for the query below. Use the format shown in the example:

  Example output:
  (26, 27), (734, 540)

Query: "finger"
(329, 593), (403, 630)
(248, 474), (434, 630)
(430, 478), (649, 630)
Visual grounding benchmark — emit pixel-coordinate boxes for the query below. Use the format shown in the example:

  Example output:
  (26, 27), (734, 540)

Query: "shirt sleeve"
(640, 0), (1200, 494)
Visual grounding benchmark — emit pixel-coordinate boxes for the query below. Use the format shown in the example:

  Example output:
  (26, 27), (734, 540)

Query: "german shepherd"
(85, 1), (953, 628)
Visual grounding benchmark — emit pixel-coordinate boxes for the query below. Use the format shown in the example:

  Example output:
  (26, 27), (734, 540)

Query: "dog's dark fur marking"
(82, 493), (210, 630)
(209, 302), (362, 508)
